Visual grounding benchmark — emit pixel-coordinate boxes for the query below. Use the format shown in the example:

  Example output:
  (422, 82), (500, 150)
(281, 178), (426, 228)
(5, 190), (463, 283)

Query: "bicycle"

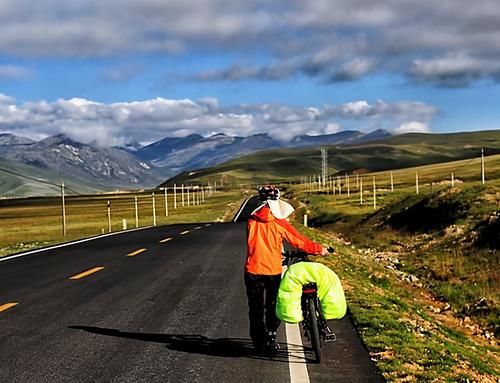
(282, 248), (337, 363)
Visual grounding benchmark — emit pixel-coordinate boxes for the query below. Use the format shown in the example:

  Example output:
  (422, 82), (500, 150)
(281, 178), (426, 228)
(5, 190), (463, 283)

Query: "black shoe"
(266, 332), (280, 354)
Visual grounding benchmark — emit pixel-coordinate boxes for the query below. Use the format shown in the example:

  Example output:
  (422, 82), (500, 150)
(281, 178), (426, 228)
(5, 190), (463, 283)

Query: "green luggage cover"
(276, 262), (347, 323)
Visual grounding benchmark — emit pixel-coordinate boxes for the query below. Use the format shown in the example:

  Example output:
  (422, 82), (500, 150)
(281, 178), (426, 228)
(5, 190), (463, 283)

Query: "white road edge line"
(282, 266), (310, 383)
(0, 226), (153, 263)
(233, 198), (251, 222)
(286, 323), (310, 383)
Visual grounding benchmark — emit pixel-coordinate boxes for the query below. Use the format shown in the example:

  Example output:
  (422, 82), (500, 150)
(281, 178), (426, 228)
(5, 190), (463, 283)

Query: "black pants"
(244, 272), (281, 348)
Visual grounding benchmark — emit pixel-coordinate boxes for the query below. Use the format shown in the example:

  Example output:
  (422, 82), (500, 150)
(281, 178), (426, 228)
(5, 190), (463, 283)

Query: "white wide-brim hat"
(267, 199), (295, 219)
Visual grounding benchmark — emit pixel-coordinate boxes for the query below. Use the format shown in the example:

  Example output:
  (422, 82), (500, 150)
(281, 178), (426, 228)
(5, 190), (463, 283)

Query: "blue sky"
(0, 0), (499, 146)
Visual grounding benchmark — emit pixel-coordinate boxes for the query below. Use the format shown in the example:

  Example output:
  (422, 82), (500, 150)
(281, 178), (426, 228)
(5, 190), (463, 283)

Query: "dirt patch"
(453, 361), (499, 383)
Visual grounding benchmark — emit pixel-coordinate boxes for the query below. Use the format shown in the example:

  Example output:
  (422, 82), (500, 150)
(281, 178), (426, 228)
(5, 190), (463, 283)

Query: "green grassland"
(0, 157), (104, 196)
(167, 130), (500, 186)
(0, 189), (246, 257)
(284, 155), (499, 382)
(300, 229), (499, 382)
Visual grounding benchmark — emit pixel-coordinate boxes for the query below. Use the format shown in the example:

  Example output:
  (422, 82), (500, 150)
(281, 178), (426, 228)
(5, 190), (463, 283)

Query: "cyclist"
(245, 185), (328, 353)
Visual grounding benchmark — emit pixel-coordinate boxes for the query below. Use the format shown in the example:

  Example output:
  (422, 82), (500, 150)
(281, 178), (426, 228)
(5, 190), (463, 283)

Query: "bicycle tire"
(308, 298), (321, 363)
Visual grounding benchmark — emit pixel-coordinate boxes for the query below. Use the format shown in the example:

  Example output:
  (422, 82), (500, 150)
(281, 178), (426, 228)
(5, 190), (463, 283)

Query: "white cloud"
(0, 93), (438, 145)
(329, 57), (376, 82)
(0, 65), (30, 79)
(409, 53), (500, 86)
(0, 1), (500, 85)
(340, 101), (371, 117)
(0, 93), (15, 104)
(324, 123), (341, 134)
(393, 121), (430, 135)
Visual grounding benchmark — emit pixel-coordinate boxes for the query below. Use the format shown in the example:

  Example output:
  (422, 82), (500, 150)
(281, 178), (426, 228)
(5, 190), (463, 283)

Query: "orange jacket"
(245, 204), (323, 275)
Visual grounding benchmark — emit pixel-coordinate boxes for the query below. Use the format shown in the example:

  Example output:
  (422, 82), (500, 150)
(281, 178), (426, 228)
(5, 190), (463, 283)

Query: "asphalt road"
(0, 197), (384, 383)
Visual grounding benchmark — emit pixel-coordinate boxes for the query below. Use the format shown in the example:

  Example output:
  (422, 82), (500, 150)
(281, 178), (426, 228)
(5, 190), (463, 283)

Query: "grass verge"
(287, 182), (499, 382)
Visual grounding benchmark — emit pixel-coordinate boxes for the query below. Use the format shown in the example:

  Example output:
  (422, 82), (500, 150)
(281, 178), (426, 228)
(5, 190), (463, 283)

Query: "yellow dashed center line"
(180, 230), (190, 235)
(159, 237), (173, 243)
(0, 302), (18, 313)
(69, 267), (104, 280)
(127, 248), (147, 257)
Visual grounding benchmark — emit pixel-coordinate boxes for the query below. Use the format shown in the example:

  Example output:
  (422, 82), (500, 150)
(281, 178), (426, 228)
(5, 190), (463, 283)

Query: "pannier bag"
(276, 262), (347, 323)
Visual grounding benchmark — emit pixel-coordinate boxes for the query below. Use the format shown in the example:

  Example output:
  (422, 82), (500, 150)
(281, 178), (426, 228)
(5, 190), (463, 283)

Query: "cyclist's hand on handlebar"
(320, 246), (335, 256)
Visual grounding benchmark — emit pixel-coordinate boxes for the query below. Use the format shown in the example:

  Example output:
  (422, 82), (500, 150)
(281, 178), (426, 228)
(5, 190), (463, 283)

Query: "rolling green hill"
(0, 158), (104, 197)
(164, 130), (500, 186)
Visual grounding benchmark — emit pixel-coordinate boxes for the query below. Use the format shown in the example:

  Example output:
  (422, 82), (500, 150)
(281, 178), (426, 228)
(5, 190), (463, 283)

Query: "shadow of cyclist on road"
(69, 326), (292, 362)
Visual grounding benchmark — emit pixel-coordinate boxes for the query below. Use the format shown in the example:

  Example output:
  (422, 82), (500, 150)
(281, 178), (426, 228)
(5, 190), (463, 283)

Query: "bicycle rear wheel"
(308, 298), (321, 363)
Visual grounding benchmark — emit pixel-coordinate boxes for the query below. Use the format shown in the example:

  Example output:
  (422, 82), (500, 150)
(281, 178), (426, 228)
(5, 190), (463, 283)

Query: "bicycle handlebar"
(282, 246), (335, 266)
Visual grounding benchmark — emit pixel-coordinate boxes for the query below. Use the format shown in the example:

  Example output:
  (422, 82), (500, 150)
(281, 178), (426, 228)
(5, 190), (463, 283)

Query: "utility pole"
(164, 187), (168, 216)
(134, 196), (139, 228)
(61, 181), (67, 237)
(390, 171), (394, 192)
(152, 193), (156, 226)
(346, 173), (350, 197)
(416, 172), (419, 195)
(481, 148), (485, 185)
(360, 178), (364, 205)
(373, 177), (377, 210)
(107, 200), (111, 233)
(174, 184), (177, 209)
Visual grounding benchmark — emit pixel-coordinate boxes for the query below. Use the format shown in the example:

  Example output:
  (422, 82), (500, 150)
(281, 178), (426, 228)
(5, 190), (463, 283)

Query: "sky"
(0, 0), (499, 146)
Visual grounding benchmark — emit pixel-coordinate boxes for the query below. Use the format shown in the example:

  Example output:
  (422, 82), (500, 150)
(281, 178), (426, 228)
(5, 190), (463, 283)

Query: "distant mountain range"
(165, 130), (500, 186)
(0, 129), (391, 195)
(0, 133), (162, 193)
(133, 129), (392, 174)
